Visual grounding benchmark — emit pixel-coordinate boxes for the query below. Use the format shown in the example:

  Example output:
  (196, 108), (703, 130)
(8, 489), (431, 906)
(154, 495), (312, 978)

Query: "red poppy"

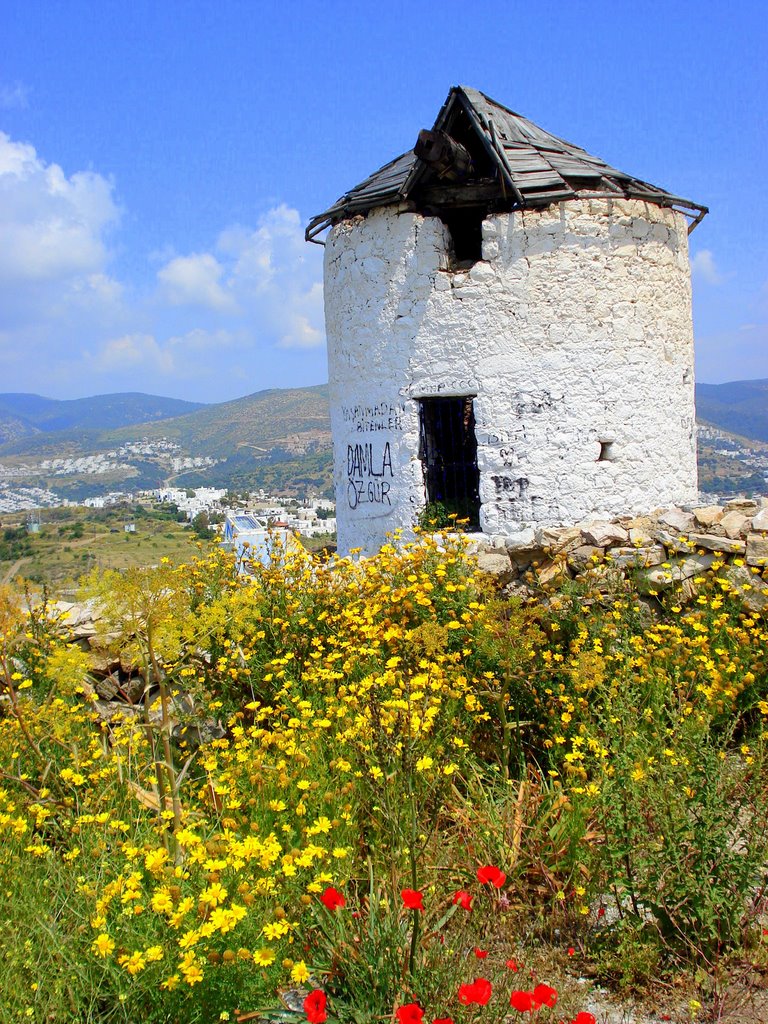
(567, 947), (575, 957)
(303, 989), (327, 1024)
(532, 984), (558, 1008)
(458, 978), (492, 1006)
(571, 1014), (596, 1024)
(395, 1003), (424, 1024)
(433, 1018), (454, 1024)
(401, 889), (424, 911)
(476, 865), (506, 888)
(452, 890), (473, 911)
(474, 947), (488, 959)
(509, 990), (538, 1013)
(320, 887), (346, 911)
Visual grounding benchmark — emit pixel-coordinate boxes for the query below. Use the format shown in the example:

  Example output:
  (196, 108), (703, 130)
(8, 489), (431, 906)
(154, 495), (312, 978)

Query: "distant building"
(308, 85), (707, 555)
(222, 511), (302, 569)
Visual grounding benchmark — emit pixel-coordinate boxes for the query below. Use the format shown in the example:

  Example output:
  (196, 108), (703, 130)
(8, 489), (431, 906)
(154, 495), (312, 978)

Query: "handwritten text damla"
(347, 442), (394, 510)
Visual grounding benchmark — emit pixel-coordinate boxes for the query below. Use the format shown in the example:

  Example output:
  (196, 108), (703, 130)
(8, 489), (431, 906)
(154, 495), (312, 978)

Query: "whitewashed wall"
(324, 198), (698, 556)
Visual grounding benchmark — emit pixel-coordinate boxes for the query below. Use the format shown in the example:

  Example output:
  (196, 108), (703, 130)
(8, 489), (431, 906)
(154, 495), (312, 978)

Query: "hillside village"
(1, 423), (766, 519)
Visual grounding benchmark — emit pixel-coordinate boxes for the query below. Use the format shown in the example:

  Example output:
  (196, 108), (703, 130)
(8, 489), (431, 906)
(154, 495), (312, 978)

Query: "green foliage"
(0, 541), (766, 1021)
(416, 502), (451, 530)
(0, 526), (33, 561)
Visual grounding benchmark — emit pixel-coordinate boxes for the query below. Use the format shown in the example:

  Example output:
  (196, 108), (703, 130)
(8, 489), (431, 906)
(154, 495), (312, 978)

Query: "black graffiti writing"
(404, 378), (478, 397)
(341, 402), (406, 433)
(490, 476), (529, 499)
(346, 441), (394, 510)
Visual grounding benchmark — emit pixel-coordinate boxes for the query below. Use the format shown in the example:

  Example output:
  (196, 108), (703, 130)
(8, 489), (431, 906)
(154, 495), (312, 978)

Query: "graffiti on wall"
(341, 402), (406, 433)
(402, 378), (479, 398)
(347, 441), (394, 510)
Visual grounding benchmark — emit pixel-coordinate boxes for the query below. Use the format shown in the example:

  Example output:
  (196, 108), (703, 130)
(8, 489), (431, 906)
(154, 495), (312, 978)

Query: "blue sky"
(1, 0), (766, 402)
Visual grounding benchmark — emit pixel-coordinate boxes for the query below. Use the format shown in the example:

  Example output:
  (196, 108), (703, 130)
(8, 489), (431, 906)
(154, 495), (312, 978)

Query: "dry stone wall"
(325, 198), (697, 557)
(470, 498), (768, 614)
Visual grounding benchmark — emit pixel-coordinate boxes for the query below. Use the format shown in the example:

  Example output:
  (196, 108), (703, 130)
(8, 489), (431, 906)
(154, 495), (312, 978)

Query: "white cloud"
(94, 333), (174, 374)
(691, 249), (724, 286)
(0, 128), (326, 400)
(0, 132), (119, 284)
(0, 131), (123, 339)
(158, 252), (238, 313)
(155, 203), (325, 351)
(0, 82), (29, 110)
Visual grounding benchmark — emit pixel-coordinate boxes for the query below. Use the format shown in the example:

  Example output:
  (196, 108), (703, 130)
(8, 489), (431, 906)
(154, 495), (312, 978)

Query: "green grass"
(0, 505), (209, 592)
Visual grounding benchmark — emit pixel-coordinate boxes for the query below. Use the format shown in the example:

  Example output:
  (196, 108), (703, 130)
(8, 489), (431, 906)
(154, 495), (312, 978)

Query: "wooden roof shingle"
(306, 86), (707, 241)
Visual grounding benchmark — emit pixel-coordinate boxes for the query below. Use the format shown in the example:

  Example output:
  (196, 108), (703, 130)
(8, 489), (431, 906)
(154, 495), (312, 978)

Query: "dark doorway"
(418, 396), (481, 529)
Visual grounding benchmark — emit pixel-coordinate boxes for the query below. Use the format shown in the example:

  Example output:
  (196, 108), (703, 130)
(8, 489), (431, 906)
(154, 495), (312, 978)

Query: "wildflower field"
(1, 533), (767, 1023)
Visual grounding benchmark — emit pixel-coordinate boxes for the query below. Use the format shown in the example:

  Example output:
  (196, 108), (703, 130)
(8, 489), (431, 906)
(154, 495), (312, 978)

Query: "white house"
(222, 511), (302, 569)
(307, 86), (707, 556)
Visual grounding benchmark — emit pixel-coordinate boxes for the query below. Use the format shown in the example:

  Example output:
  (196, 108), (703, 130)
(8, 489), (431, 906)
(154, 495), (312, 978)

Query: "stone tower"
(306, 86), (707, 556)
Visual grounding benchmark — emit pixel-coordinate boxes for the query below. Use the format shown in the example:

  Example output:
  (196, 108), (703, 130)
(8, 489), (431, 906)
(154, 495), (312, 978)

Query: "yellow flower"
(92, 933), (115, 958)
(200, 882), (228, 907)
(118, 951), (146, 975)
(151, 890), (174, 914)
(182, 963), (204, 986)
(254, 947), (276, 967)
(290, 960), (311, 983)
(144, 847), (169, 874)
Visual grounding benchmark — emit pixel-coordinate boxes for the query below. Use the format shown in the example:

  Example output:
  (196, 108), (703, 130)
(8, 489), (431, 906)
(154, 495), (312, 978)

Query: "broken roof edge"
(305, 85), (708, 242)
(306, 182), (708, 243)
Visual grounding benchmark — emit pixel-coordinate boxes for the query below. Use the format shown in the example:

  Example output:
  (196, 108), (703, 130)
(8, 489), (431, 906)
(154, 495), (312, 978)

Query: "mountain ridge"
(695, 379), (768, 443)
(0, 380), (765, 502)
(0, 392), (206, 445)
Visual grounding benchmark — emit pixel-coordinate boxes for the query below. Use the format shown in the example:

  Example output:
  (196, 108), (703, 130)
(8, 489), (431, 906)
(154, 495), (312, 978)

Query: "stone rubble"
(48, 599), (223, 741)
(467, 498), (768, 609)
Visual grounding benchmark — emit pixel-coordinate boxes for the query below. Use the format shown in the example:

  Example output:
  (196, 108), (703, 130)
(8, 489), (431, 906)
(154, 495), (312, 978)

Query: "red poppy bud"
(505, 958), (519, 972)
(474, 947), (488, 959)
(597, 907), (605, 919)
(303, 989), (327, 1024)
(320, 887), (345, 911)
(452, 890), (473, 911)
(571, 1013), (596, 1024)
(567, 947), (575, 957)
(395, 1003), (424, 1024)
(401, 888), (424, 911)
(476, 865), (506, 887)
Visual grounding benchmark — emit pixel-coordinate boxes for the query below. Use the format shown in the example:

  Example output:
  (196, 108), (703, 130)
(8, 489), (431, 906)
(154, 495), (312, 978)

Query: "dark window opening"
(441, 207), (485, 268)
(418, 396), (481, 529)
(598, 440), (615, 462)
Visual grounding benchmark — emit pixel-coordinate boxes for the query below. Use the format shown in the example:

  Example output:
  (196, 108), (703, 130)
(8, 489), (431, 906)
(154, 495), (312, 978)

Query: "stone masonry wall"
(324, 198), (698, 556)
(471, 499), (768, 615)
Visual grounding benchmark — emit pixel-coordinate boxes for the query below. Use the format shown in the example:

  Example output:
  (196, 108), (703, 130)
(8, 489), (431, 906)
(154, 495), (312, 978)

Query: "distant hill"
(105, 384), (330, 458)
(0, 385), (333, 500)
(1, 380), (766, 504)
(695, 380), (768, 442)
(0, 392), (205, 445)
